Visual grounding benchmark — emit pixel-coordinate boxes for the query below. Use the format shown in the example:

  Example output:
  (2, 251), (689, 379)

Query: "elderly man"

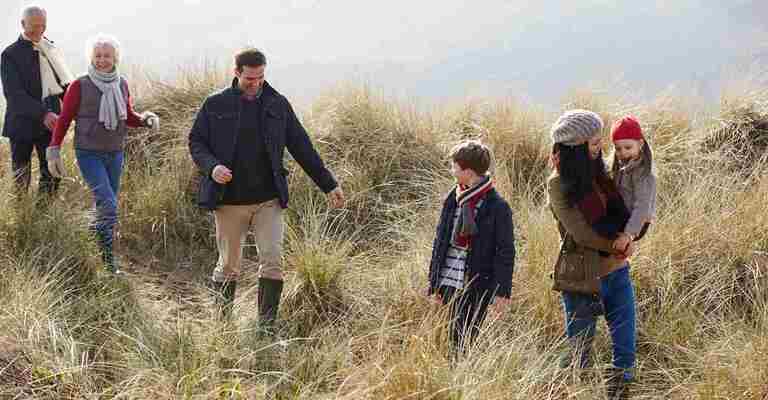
(2, 5), (73, 199)
(189, 48), (345, 328)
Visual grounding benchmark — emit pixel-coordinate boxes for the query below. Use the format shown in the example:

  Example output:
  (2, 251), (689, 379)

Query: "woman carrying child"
(547, 110), (639, 400)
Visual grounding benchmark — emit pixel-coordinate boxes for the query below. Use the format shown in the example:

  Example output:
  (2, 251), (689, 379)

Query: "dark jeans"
(9, 134), (60, 198)
(439, 285), (494, 351)
(561, 264), (636, 380)
(75, 149), (124, 249)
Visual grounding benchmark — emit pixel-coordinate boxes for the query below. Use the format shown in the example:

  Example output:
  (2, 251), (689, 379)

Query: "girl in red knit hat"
(610, 116), (657, 253)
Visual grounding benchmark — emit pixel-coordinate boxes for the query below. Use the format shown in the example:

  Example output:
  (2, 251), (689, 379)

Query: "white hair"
(85, 34), (122, 66)
(21, 5), (46, 20)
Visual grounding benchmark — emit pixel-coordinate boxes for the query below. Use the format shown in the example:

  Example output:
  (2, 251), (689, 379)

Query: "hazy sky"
(2, 0), (768, 103)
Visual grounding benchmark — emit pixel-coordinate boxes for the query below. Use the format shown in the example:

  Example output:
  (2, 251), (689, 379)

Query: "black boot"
(212, 280), (237, 320)
(559, 333), (595, 369)
(257, 278), (283, 332)
(100, 242), (122, 275)
(38, 173), (60, 200)
(605, 367), (631, 399)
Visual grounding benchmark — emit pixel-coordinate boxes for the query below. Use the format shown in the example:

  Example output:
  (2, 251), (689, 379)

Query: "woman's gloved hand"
(46, 146), (65, 178)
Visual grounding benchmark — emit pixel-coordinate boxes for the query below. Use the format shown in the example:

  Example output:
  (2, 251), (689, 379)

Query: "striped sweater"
(438, 200), (484, 289)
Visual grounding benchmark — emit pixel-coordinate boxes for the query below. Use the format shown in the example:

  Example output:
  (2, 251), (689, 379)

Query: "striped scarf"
(577, 181), (630, 241)
(452, 176), (494, 250)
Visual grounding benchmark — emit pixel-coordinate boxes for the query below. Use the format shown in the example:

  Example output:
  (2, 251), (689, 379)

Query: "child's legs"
(458, 289), (492, 349)
(439, 286), (462, 348)
(601, 264), (637, 379)
(441, 286), (492, 351)
(561, 291), (598, 368)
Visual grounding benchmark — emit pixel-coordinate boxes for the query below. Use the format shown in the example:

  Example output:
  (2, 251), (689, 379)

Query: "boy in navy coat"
(427, 140), (516, 350)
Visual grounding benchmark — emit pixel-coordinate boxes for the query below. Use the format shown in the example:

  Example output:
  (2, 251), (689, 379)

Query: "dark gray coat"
(1, 36), (64, 140)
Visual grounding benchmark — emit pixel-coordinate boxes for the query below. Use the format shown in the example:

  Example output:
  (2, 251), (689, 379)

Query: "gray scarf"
(87, 64), (127, 131)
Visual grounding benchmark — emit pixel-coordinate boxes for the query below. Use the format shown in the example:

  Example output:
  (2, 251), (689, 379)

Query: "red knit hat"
(611, 116), (644, 142)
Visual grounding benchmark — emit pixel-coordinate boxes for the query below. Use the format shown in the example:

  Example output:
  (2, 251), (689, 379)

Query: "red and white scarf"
(452, 176), (494, 250)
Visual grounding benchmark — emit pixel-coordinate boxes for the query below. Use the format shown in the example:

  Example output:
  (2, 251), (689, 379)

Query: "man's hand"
(212, 165), (232, 184)
(490, 297), (512, 315)
(43, 112), (58, 131)
(327, 186), (345, 209)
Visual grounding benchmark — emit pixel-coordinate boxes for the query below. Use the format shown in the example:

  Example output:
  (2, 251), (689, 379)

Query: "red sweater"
(50, 79), (144, 147)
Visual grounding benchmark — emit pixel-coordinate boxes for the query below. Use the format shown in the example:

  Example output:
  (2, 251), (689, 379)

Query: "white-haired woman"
(47, 34), (158, 274)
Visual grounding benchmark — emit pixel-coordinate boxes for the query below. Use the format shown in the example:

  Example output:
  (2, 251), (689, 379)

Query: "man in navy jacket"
(189, 47), (344, 329)
(1, 6), (70, 199)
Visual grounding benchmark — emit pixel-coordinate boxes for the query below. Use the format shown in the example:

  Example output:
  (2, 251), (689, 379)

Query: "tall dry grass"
(1, 68), (767, 399)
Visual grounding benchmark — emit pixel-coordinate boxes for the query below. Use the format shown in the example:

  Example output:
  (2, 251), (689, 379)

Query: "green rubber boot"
(257, 278), (283, 334)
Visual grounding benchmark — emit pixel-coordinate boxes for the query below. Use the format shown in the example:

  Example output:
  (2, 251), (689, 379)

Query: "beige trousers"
(212, 199), (284, 282)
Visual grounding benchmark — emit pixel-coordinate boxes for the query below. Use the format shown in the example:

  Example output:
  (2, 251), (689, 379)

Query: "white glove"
(142, 111), (160, 131)
(46, 146), (65, 178)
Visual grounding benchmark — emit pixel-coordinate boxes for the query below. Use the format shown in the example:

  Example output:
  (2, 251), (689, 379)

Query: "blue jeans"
(561, 264), (636, 379)
(75, 149), (124, 248)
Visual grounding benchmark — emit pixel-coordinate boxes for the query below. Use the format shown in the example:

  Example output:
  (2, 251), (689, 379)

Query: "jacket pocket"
(197, 175), (222, 210)
(265, 108), (286, 141)
(265, 107), (284, 120)
(207, 111), (237, 132)
(552, 238), (601, 295)
(209, 111), (238, 119)
(74, 118), (99, 149)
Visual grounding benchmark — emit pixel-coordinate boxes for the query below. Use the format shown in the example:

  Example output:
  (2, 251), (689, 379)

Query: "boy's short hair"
(235, 47), (267, 71)
(450, 140), (492, 175)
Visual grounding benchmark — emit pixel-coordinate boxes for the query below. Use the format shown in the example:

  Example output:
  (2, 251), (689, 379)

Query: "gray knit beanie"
(550, 109), (604, 146)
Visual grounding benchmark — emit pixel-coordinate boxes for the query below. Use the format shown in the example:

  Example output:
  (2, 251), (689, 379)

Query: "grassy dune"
(0, 72), (767, 399)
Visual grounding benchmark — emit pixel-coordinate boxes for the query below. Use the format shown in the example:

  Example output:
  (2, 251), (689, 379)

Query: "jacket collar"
(17, 34), (54, 47)
(447, 186), (497, 208)
(16, 35), (33, 49)
(227, 78), (278, 99)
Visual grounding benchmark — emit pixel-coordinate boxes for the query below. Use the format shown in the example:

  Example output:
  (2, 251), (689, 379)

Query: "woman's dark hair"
(553, 142), (613, 207)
